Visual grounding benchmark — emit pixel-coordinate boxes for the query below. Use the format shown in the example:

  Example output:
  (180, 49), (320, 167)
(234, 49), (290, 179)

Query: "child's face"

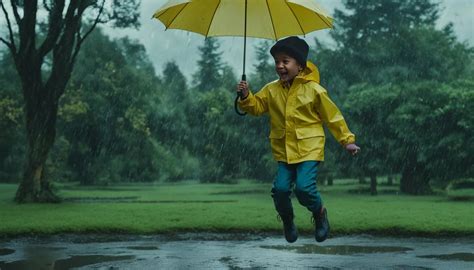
(273, 53), (302, 84)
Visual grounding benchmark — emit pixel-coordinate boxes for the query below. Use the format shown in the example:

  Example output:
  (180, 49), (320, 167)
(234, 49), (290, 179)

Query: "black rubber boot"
(313, 207), (330, 242)
(279, 213), (298, 243)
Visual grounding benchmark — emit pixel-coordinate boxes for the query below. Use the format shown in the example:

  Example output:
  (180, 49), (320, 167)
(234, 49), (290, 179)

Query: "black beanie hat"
(270, 36), (309, 67)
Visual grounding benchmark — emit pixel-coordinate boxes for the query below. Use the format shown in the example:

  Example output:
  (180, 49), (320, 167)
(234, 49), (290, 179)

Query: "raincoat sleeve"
(316, 90), (356, 146)
(238, 86), (269, 116)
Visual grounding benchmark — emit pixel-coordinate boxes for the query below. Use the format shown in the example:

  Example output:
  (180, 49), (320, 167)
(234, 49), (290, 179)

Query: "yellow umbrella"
(153, 0), (333, 114)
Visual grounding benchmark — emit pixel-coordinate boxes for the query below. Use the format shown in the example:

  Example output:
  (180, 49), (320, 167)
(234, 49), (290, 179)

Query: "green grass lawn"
(0, 180), (473, 237)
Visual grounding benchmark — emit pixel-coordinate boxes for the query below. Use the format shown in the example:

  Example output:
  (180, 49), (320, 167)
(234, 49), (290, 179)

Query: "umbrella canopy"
(153, 0), (333, 115)
(153, 0), (333, 40)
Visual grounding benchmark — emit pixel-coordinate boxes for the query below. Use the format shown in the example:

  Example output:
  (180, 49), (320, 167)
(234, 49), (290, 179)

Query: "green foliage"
(391, 80), (474, 186)
(53, 28), (165, 184)
(342, 80), (474, 193)
(343, 84), (401, 176)
(0, 0), (472, 193)
(311, 0), (473, 194)
(249, 41), (277, 90)
(447, 178), (474, 190)
(0, 52), (24, 182)
(332, 0), (439, 48)
(193, 38), (225, 91)
(446, 178), (474, 201)
(320, 0), (472, 98)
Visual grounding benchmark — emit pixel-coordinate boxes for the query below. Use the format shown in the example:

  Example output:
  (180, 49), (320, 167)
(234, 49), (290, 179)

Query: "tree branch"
(9, 0), (21, 26)
(38, 0), (65, 58)
(71, 0), (105, 65)
(45, 0), (81, 98)
(0, 37), (12, 49)
(1, 0), (17, 55)
(42, 0), (51, 12)
(19, 0), (38, 54)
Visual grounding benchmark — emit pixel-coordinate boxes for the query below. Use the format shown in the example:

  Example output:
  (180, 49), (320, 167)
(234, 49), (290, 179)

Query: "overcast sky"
(104, 0), (473, 79)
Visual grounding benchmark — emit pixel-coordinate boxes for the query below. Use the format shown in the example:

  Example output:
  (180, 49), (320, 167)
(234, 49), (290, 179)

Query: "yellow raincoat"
(238, 61), (355, 164)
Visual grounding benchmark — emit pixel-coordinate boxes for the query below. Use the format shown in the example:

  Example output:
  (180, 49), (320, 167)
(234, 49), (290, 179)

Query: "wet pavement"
(0, 233), (473, 269)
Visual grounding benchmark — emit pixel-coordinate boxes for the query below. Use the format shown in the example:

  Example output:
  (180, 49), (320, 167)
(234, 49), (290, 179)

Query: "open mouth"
(278, 71), (288, 78)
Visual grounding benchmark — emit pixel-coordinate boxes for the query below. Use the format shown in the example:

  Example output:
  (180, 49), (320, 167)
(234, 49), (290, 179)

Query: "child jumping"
(237, 36), (360, 243)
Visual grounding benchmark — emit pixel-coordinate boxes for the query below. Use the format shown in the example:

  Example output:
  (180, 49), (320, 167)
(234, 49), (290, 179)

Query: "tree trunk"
(15, 87), (60, 203)
(387, 175), (393, 186)
(369, 172), (377, 196)
(319, 176), (326, 186)
(400, 165), (431, 195)
(327, 175), (333, 186)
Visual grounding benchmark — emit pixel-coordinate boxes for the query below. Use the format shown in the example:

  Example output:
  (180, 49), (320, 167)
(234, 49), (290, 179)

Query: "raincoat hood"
(296, 61), (320, 84)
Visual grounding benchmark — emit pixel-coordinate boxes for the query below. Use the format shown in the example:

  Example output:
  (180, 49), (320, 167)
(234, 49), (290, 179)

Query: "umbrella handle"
(235, 74), (247, 116)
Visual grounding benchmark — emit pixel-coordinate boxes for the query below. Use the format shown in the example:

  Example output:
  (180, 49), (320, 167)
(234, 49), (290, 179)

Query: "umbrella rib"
(314, 13), (332, 29)
(266, 0), (277, 40)
(164, 3), (189, 30)
(205, 0), (222, 37)
(287, 3), (305, 36)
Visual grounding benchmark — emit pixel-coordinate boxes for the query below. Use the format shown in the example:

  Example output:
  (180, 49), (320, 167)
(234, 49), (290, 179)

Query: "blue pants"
(271, 161), (322, 216)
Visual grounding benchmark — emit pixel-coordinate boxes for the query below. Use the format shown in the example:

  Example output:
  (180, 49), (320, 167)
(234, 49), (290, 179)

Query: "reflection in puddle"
(0, 255), (134, 270)
(418, 253), (474, 262)
(0, 248), (15, 256)
(260, 244), (413, 255)
(55, 255), (135, 269)
(126, 246), (159, 250)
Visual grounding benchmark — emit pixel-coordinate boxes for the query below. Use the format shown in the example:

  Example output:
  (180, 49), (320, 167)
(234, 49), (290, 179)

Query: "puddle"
(0, 255), (134, 270)
(0, 248), (15, 256)
(418, 253), (474, 262)
(126, 246), (159, 250)
(260, 244), (413, 255)
(55, 255), (135, 269)
(0, 234), (472, 269)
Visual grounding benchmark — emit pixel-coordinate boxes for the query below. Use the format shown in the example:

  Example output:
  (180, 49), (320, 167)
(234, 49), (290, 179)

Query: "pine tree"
(193, 38), (224, 91)
(329, 0), (469, 85)
(250, 41), (276, 90)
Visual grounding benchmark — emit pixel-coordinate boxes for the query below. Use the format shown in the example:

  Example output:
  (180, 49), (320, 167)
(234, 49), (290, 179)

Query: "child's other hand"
(345, 143), (360, 156)
(236, 81), (249, 99)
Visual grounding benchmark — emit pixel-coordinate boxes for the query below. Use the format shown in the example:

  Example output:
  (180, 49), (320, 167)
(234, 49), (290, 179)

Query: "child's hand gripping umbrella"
(153, 0), (333, 115)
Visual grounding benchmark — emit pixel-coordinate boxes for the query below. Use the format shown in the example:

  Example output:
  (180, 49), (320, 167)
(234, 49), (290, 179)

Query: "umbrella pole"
(235, 0), (247, 116)
(242, 0), (247, 81)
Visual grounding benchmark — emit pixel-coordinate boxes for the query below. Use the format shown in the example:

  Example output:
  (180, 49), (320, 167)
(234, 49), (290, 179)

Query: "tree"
(193, 37), (224, 91)
(328, 0), (470, 87)
(342, 79), (474, 195)
(389, 80), (474, 194)
(154, 61), (190, 145)
(250, 40), (276, 90)
(320, 0), (473, 194)
(59, 29), (161, 185)
(343, 84), (402, 195)
(0, 0), (140, 202)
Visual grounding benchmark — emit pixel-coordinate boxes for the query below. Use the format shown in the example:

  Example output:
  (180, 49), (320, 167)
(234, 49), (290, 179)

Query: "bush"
(446, 178), (474, 190)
